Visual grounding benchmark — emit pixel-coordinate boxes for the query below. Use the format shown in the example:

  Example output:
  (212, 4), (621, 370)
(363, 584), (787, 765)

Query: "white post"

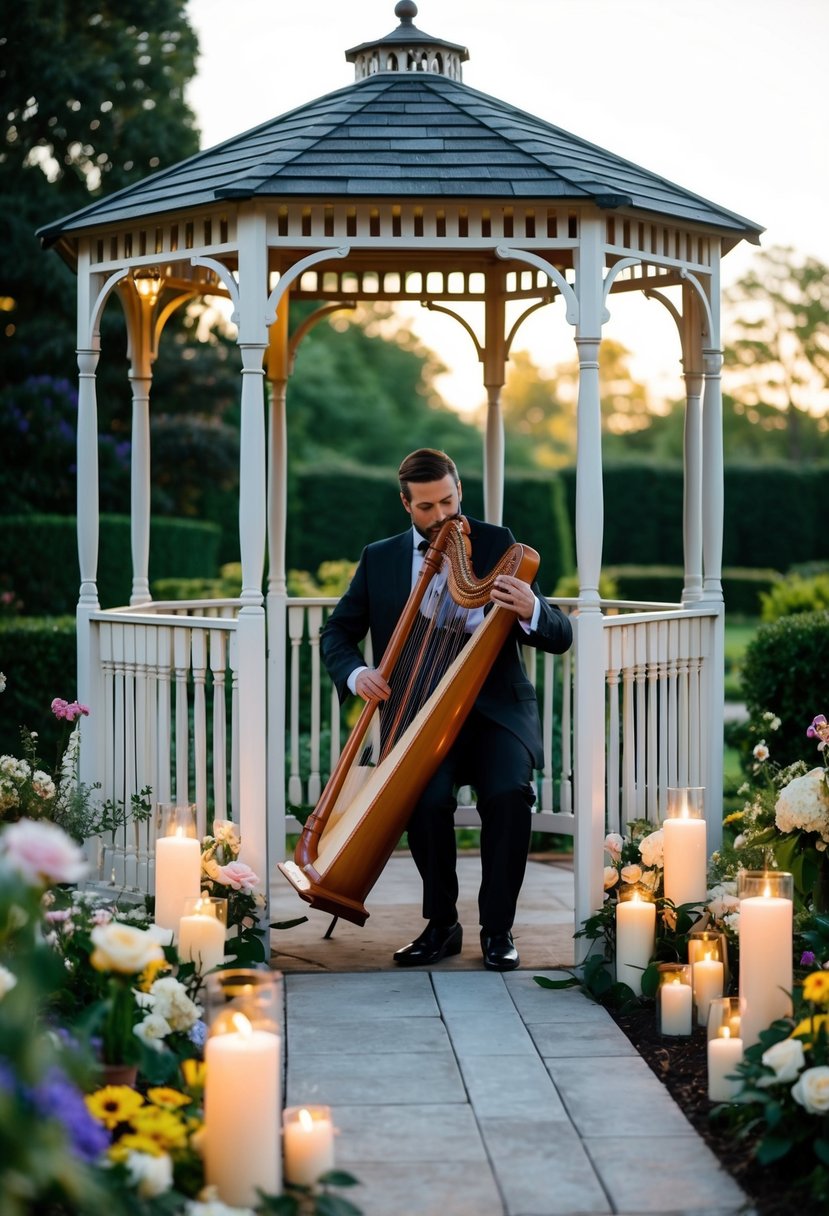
(129, 372), (152, 605)
(235, 209), (269, 920)
(482, 281), (506, 524)
(572, 216), (606, 952)
(681, 285), (704, 605)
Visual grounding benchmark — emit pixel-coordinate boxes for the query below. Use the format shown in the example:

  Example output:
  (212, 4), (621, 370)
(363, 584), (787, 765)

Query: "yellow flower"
(181, 1058), (207, 1093)
(722, 811), (744, 827)
(146, 1086), (191, 1110)
(110, 1133), (165, 1160)
(129, 1105), (189, 1151)
(792, 1013), (829, 1041)
(138, 957), (171, 991)
(86, 1085), (145, 1130)
(802, 972), (829, 1006)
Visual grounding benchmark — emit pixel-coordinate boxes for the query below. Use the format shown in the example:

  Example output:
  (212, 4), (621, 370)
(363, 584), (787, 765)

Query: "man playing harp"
(321, 448), (573, 971)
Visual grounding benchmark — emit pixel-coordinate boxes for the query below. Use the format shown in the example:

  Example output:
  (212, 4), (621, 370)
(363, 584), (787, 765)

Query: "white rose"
(603, 866), (619, 890)
(638, 829), (664, 869)
(603, 832), (623, 862)
(639, 868), (660, 893)
(125, 1150), (174, 1198)
(89, 921), (164, 975)
(791, 1065), (829, 1115)
(621, 863), (642, 885)
(134, 1012), (173, 1048)
(0, 964), (17, 999)
(760, 1037), (806, 1085)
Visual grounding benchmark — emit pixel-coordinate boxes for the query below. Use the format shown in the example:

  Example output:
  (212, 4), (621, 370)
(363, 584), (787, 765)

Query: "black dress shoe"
(393, 921), (463, 966)
(481, 930), (520, 971)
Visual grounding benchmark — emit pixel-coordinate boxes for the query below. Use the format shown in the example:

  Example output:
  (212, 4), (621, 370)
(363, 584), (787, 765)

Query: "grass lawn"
(724, 616), (759, 702)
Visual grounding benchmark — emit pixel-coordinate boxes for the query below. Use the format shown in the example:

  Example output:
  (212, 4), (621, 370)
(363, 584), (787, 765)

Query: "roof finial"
(394, 1), (418, 24)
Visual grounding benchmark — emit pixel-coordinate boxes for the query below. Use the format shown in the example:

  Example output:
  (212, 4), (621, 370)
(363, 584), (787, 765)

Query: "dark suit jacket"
(320, 517), (573, 769)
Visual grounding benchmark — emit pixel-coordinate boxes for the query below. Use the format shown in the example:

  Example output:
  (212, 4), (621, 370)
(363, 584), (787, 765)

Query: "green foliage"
(0, 618), (77, 757)
(1, 515), (221, 615)
(740, 611), (829, 766)
(761, 574), (829, 622)
(600, 565), (779, 616)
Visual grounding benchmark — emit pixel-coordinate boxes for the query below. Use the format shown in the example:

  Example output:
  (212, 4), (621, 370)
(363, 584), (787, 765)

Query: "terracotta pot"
(100, 1062), (139, 1088)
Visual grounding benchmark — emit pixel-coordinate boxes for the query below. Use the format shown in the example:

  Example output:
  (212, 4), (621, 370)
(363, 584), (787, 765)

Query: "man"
(321, 449), (573, 970)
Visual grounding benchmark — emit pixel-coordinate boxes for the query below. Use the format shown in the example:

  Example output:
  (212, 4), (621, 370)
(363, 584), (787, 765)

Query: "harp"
(278, 516), (540, 926)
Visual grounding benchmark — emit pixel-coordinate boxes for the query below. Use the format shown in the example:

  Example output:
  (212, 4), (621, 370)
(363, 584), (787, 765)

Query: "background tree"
(723, 246), (829, 461)
(1, 1), (200, 385)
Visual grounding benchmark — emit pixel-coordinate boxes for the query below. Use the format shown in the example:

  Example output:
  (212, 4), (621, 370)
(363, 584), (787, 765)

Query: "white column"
(681, 296), (704, 604)
(572, 216), (606, 951)
(701, 348), (725, 604)
(482, 277), (506, 525)
(129, 373), (152, 604)
(76, 344), (102, 801)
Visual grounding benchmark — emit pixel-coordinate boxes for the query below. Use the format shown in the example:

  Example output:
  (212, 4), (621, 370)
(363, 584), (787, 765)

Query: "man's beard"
(419, 510), (462, 544)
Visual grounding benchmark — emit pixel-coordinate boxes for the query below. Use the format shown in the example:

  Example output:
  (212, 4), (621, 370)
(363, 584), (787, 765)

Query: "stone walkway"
(270, 856), (753, 1216)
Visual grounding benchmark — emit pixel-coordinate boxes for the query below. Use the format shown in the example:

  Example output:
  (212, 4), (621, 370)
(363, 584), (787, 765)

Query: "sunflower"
(129, 1105), (189, 1150)
(146, 1086), (191, 1110)
(802, 971), (829, 1007)
(722, 811), (744, 827)
(791, 1012), (829, 1041)
(110, 1132), (165, 1160)
(86, 1084), (146, 1130)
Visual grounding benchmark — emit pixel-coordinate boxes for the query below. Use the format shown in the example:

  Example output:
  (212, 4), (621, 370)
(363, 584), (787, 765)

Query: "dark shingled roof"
(38, 72), (763, 245)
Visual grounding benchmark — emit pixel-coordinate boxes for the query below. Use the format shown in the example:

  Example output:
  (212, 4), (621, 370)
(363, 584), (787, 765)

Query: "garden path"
(269, 856), (753, 1216)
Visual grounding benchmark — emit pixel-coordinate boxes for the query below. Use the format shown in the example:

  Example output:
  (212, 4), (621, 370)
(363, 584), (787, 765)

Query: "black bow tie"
(417, 540), (429, 553)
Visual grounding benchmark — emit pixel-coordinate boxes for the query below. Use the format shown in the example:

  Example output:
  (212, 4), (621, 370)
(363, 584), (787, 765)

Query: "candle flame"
(174, 826), (185, 838)
(670, 976), (681, 985)
(298, 1107), (314, 1132)
(720, 1027), (731, 1040)
(763, 883), (772, 898)
(231, 1012), (253, 1038)
(703, 951), (713, 962)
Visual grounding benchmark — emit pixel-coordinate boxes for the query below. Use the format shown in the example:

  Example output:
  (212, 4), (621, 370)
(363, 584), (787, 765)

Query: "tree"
(0, 1), (200, 384)
(723, 246), (829, 461)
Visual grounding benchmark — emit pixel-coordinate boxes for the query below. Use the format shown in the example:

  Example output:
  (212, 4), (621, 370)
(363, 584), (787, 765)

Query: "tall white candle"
(283, 1106), (335, 1186)
(178, 906), (225, 973)
(707, 1027), (744, 1101)
(204, 1014), (281, 1205)
(693, 953), (725, 1026)
(154, 832), (201, 933)
(659, 977), (693, 1035)
(739, 889), (793, 1048)
(663, 814), (708, 907)
(616, 893), (656, 997)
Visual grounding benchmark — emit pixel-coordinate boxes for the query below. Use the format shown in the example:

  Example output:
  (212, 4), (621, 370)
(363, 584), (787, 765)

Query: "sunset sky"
(185, 0), (828, 411)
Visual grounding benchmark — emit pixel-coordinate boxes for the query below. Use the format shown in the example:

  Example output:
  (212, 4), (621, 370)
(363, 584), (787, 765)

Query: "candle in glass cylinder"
(657, 964), (693, 1036)
(615, 887), (656, 997)
(662, 788), (708, 909)
(707, 1026), (744, 1101)
(738, 870), (793, 1048)
(154, 804), (201, 934)
(178, 895), (227, 973)
(283, 1106), (335, 1186)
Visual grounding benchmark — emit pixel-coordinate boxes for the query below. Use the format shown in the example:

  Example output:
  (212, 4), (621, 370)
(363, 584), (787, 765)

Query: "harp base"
(277, 861), (370, 927)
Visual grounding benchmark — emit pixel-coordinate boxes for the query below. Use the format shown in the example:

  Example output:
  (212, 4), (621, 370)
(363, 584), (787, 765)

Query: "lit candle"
(204, 1013), (281, 1205)
(283, 1105), (335, 1186)
(738, 871), (793, 1048)
(659, 976), (693, 1035)
(154, 829), (201, 934)
(707, 1027), (744, 1101)
(663, 788), (708, 908)
(615, 891), (656, 997)
(693, 951), (725, 1026)
(178, 897), (226, 973)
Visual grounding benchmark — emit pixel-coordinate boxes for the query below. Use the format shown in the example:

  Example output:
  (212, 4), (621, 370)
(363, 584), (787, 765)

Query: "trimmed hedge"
(0, 617), (77, 758)
(604, 566), (781, 616)
(2, 515), (222, 615)
(286, 464), (575, 596)
(740, 609), (829, 765)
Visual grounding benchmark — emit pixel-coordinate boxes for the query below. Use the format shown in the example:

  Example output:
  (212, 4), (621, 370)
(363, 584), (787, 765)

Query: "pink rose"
(50, 698), (90, 722)
(0, 819), (88, 886)
(215, 860), (260, 892)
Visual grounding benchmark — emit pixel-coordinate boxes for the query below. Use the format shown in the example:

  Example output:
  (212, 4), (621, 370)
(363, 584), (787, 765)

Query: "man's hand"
(491, 574), (535, 620)
(354, 668), (392, 702)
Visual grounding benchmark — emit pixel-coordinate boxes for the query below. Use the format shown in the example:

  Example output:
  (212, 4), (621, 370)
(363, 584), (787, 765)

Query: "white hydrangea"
(775, 768), (829, 843)
(32, 771), (56, 800)
(134, 1011), (173, 1048)
(145, 975), (202, 1032)
(125, 1150), (174, 1198)
(707, 882), (740, 920)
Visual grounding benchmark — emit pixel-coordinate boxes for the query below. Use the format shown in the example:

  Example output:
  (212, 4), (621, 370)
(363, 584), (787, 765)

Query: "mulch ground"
(610, 1005), (794, 1216)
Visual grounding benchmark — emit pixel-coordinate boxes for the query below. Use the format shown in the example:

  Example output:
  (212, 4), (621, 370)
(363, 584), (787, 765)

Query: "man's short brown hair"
(398, 449), (459, 501)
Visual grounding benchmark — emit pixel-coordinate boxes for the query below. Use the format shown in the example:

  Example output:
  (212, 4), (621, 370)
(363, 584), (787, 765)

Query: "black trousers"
(405, 709), (536, 933)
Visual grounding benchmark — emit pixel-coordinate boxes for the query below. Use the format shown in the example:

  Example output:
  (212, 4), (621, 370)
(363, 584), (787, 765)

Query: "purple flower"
(801, 950), (817, 967)
(807, 714), (829, 739)
(31, 1069), (110, 1162)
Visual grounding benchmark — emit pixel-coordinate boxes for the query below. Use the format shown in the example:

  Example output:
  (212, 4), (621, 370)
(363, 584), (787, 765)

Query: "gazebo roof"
(38, 67), (762, 249)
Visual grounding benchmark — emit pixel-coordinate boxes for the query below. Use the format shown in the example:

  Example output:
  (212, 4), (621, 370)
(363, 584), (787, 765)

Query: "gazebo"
(38, 1), (763, 935)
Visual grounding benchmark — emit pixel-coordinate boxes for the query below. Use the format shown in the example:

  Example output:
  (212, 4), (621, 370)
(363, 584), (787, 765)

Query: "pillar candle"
(739, 889), (793, 1048)
(659, 977), (693, 1035)
(178, 906), (226, 973)
(204, 1014), (281, 1205)
(663, 814), (708, 908)
(615, 894), (656, 997)
(283, 1106), (335, 1186)
(693, 953), (724, 1026)
(154, 833), (201, 933)
(707, 1028), (744, 1101)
